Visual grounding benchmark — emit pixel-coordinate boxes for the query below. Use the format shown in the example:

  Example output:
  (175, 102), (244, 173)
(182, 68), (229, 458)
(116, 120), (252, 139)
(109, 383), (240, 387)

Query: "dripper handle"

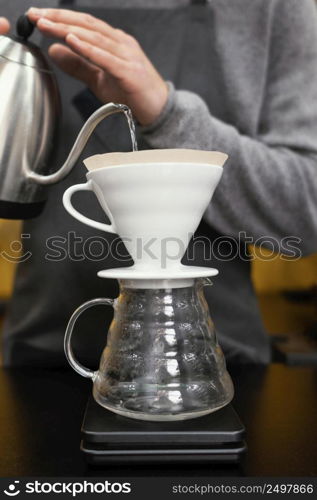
(64, 297), (114, 379)
(63, 180), (116, 234)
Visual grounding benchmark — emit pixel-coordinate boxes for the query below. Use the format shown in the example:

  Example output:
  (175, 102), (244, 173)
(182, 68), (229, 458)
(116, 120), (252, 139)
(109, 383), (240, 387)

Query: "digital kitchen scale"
(81, 397), (246, 465)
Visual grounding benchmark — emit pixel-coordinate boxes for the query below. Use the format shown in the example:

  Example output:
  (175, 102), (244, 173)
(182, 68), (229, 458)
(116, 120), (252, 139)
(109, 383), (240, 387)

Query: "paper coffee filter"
(83, 149), (228, 171)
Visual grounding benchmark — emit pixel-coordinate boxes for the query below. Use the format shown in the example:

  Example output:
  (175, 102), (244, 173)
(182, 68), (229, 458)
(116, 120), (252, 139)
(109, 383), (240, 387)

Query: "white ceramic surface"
(63, 151), (227, 272)
(97, 265), (218, 288)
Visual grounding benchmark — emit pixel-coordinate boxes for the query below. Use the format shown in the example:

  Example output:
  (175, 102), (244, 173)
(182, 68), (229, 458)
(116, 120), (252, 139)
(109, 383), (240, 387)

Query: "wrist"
(132, 80), (169, 126)
(139, 81), (176, 134)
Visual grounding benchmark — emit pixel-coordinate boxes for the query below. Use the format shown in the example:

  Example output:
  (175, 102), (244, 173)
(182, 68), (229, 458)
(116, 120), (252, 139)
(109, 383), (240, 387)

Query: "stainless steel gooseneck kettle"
(0, 15), (133, 219)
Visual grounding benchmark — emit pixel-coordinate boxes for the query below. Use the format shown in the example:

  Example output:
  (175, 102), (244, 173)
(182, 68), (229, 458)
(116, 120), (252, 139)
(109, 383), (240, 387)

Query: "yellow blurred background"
(1, 219), (317, 336)
(0, 220), (22, 300)
(250, 247), (317, 335)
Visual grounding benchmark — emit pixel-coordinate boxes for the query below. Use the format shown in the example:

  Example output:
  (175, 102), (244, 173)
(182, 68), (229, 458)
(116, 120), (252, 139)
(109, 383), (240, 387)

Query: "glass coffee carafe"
(65, 278), (234, 422)
(62, 136), (233, 421)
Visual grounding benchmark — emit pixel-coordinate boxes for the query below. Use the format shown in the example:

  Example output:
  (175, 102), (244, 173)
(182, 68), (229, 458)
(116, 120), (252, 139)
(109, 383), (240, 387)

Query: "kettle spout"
(25, 102), (136, 185)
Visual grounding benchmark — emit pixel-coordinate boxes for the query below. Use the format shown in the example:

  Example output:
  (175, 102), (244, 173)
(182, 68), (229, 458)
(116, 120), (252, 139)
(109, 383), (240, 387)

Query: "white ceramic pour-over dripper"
(62, 149), (227, 273)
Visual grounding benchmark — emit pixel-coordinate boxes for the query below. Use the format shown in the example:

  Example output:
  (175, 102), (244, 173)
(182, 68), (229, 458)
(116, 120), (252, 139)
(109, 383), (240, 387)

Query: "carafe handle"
(63, 180), (116, 233)
(64, 298), (114, 380)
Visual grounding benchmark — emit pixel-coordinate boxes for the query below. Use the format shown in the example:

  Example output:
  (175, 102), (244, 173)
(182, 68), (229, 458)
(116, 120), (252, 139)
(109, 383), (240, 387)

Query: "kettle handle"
(25, 102), (135, 185)
(64, 298), (114, 380)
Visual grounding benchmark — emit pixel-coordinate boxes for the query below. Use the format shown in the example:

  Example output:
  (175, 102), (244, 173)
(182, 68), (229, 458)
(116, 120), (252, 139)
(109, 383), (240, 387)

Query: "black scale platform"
(81, 397), (246, 465)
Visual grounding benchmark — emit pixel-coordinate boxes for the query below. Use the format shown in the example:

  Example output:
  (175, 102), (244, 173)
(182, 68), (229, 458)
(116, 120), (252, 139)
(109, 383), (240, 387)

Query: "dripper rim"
(86, 161), (224, 177)
(84, 148), (228, 172)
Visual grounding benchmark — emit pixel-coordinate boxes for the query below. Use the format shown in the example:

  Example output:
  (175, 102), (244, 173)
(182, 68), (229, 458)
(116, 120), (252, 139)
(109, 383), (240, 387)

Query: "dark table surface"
(0, 363), (316, 477)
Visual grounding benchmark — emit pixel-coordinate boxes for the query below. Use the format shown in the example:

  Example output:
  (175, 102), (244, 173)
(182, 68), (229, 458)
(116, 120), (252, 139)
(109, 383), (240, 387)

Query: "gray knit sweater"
(141, 0), (317, 257)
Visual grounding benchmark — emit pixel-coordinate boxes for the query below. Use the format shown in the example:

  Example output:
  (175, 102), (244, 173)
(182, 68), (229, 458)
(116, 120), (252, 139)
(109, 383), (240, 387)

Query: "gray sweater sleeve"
(140, 0), (317, 257)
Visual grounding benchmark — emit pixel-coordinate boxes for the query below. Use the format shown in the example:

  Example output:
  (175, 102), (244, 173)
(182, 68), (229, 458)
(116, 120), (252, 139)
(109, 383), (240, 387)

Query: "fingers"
(0, 17), (10, 35)
(27, 7), (123, 42)
(36, 18), (129, 61)
(26, 8), (139, 85)
(65, 33), (132, 81)
(48, 43), (100, 87)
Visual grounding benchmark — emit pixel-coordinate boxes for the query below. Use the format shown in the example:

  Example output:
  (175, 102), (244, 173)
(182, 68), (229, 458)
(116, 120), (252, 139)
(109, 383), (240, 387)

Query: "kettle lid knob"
(16, 15), (35, 40)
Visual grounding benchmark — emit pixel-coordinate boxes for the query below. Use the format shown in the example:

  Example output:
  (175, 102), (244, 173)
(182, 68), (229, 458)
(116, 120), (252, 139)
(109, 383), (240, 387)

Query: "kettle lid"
(0, 15), (53, 72)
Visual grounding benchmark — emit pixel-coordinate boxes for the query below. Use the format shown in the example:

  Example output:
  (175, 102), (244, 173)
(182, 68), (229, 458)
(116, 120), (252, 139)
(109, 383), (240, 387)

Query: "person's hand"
(27, 8), (168, 126)
(0, 17), (10, 35)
